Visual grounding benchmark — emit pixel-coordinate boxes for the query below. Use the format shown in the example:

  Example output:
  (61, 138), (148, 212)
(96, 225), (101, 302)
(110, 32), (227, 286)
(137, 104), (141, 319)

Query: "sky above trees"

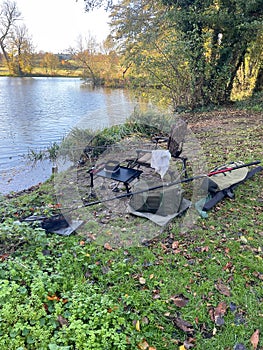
(13, 0), (110, 52)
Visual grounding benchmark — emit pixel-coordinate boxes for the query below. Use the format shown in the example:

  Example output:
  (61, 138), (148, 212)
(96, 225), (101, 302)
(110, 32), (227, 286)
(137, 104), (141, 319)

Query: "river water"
(0, 77), (137, 194)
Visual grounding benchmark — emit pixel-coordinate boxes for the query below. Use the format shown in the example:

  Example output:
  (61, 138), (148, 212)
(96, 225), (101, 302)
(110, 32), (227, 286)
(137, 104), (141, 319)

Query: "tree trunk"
(226, 48), (247, 100)
(0, 42), (12, 72)
(253, 66), (263, 93)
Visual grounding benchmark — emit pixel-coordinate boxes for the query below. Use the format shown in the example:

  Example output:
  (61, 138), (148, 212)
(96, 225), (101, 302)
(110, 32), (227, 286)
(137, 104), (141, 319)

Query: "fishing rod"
(62, 159), (261, 213)
(206, 160), (261, 176)
(22, 159), (261, 228)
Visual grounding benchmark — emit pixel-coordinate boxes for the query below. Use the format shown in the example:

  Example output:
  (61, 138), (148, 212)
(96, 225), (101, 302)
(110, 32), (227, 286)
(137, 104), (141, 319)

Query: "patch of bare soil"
(185, 109), (262, 133)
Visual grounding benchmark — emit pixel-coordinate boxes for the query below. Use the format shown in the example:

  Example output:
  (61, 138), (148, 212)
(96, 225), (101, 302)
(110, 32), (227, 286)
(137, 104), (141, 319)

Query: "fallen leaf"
(57, 315), (68, 327)
(250, 329), (259, 350)
(0, 254), (9, 261)
(156, 324), (164, 330)
(161, 243), (168, 251)
(137, 339), (148, 349)
(104, 242), (113, 250)
(179, 345), (186, 350)
(214, 301), (227, 317)
(47, 295), (60, 301)
(201, 245), (209, 252)
(240, 236), (248, 244)
(215, 280), (231, 296)
(86, 233), (96, 241)
(135, 320), (141, 332)
(152, 289), (161, 299)
(170, 294), (189, 307)
(172, 241), (179, 249)
(142, 316), (149, 325)
(107, 305), (118, 313)
(172, 316), (194, 333)
(223, 261), (234, 271)
(183, 337), (196, 349)
(253, 271), (263, 281)
(209, 308), (215, 322)
(139, 277), (146, 285)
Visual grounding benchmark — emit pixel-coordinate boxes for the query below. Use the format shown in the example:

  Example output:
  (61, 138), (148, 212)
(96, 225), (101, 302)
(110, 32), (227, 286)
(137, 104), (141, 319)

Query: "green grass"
(0, 103), (262, 349)
(0, 62), (83, 78)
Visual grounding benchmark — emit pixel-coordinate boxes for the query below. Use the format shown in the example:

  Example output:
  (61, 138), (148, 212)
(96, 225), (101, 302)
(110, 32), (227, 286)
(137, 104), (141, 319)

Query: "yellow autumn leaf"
(136, 320), (140, 331)
(240, 236), (247, 243)
(179, 345), (186, 350)
(137, 339), (149, 349)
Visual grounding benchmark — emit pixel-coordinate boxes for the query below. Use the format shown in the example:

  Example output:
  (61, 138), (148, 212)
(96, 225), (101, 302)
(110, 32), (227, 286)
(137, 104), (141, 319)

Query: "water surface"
(0, 77), (136, 194)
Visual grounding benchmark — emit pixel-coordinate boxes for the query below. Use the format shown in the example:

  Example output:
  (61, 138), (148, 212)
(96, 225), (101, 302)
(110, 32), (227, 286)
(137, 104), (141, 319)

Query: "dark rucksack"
(202, 161), (262, 211)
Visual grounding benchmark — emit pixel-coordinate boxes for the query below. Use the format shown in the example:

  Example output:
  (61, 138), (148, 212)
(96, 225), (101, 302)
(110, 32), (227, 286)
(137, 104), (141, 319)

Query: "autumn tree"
(69, 34), (102, 86)
(0, 0), (21, 73)
(8, 24), (34, 75)
(109, 0), (193, 106)
(0, 1), (34, 75)
(40, 52), (60, 75)
(70, 34), (122, 87)
(83, 0), (263, 108)
(99, 37), (123, 86)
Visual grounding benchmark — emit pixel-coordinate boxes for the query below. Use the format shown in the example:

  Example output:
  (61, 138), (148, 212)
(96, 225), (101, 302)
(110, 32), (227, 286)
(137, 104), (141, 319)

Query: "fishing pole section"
(22, 160), (262, 234)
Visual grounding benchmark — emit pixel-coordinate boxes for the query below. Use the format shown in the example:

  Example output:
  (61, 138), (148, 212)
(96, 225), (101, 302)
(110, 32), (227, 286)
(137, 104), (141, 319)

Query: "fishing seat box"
(130, 182), (182, 216)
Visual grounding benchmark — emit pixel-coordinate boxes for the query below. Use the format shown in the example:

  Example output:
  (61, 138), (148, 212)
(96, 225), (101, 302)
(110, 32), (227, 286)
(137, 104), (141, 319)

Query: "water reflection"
(0, 77), (135, 194)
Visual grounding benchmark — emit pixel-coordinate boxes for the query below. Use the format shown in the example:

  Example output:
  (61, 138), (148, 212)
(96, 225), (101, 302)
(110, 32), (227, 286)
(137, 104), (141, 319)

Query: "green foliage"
(58, 111), (167, 162)
(109, 0), (263, 108)
(234, 91), (263, 112)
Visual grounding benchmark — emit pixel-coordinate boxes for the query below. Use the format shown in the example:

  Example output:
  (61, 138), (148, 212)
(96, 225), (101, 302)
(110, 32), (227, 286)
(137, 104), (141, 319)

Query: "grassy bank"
(0, 101), (262, 349)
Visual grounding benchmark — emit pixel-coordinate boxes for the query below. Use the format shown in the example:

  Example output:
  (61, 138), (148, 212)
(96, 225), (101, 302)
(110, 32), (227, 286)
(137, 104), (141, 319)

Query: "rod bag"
(203, 166), (262, 211)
